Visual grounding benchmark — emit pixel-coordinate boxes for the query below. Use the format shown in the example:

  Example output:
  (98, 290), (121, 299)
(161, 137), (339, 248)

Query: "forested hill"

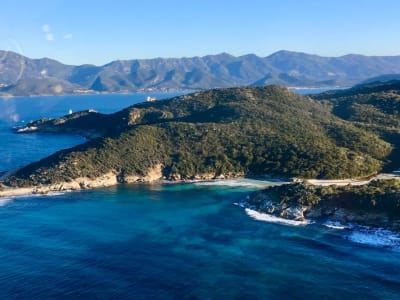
(312, 80), (400, 171)
(4, 83), (398, 187)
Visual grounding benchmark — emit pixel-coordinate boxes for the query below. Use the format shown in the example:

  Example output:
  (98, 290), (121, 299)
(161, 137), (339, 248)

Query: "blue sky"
(1, 0), (399, 65)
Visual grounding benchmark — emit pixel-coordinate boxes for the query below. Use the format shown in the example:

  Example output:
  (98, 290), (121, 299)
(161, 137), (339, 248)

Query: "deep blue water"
(0, 94), (399, 299)
(0, 93), (176, 172)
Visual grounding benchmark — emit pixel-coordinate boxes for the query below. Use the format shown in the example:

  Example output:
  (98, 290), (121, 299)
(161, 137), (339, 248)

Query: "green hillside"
(313, 81), (400, 171)
(5, 85), (396, 187)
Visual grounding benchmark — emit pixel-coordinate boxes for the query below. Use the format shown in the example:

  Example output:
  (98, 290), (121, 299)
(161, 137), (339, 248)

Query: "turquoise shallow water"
(0, 94), (399, 299)
(0, 184), (399, 299)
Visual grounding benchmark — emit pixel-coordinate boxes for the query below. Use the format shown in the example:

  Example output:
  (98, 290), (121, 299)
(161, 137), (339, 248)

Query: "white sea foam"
(26, 191), (67, 198)
(323, 221), (349, 230)
(0, 198), (13, 206)
(233, 202), (246, 208)
(245, 208), (310, 226)
(347, 228), (400, 249)
(0, 191), (67, 203)
(42, 191), (67, 197)
(195, 178), (286, 189)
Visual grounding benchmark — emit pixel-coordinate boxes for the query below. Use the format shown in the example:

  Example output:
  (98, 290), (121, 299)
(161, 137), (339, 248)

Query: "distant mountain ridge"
(1, 50), (400, 96)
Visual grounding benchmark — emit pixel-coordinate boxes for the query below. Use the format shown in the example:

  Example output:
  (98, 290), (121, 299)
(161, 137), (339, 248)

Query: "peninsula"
(1, 82), (400, 231)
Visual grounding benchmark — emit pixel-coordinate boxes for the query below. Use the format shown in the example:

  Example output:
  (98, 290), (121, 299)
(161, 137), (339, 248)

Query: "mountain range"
(1, 50), (400, 96)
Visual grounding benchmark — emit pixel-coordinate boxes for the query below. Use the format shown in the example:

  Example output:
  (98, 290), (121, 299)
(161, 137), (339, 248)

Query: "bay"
(0, 93), (399, 299)
(0, 93), (177, 172)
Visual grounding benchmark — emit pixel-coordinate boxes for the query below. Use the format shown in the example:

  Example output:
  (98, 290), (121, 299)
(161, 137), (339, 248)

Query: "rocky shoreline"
(242, 193), (400, 231)
(2, 166), (400, 233)
(0, 172), (119, 197)
(244, 178), (400, 232)
(0, 165), (245, 198)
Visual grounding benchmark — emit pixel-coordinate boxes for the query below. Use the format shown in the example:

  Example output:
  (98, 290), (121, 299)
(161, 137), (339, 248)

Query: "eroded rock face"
(0, 166), (163, 198)
(0, 163), (247, 198)
(120, 164), (163, 183)
(0, 171), (119, 197)
(245, 192), (308, 221)
(128, 109), (142, 125)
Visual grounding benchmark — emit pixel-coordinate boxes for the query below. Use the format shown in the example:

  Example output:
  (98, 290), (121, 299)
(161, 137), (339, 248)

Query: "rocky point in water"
(245, 178), (400, 231)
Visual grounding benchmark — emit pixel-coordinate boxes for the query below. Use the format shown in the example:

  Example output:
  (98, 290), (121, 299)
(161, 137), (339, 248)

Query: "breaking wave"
(323, 221), (350, 230)
(347, 227), (400, 249)
(245, 208), (311, 226)
(0, 198), (13, 206)
(0, 191), (68, 206)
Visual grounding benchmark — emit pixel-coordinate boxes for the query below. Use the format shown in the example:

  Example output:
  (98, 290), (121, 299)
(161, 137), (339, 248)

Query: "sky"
(1, 0), (400, 66)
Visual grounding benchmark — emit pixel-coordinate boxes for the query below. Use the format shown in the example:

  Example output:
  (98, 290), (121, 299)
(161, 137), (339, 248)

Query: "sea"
(0, 92), (399, 299)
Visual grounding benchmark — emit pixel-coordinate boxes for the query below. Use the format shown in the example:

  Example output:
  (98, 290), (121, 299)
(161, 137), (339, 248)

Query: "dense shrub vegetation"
(313, 80), (400, 171)
(5, 83), (399, 187)
(260, 179), (400, 217)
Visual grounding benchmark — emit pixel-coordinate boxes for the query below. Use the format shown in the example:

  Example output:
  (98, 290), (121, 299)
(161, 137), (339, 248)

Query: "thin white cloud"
(46, 33), (54, 41)
(64, 33), (73, 40)
(42, 24), (50, 33)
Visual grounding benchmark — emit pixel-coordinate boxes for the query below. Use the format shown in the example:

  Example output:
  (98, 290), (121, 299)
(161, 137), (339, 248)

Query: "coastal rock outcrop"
(118, 164), (163, 183)
(247, 192), (307, 221)
(245, 179), (400, 231)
